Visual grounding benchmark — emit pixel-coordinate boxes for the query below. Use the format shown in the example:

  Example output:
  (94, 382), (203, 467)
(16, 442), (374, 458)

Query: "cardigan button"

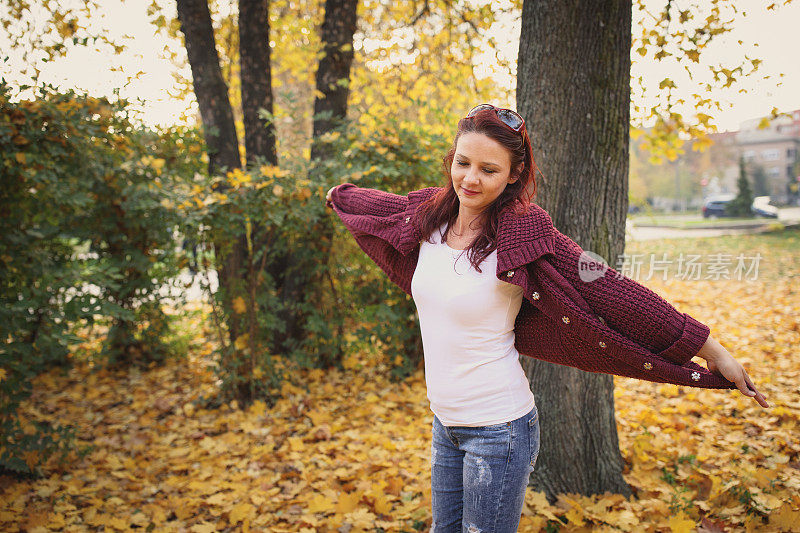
(506, 270), (515, 278)
(561, 316), (570, 324)
(643, 362), (653, 370)
(531, 292), (540, 300)
(404, 216), (410, 223)
(598, 341), (606, 348)
(691, 371), (701, 381)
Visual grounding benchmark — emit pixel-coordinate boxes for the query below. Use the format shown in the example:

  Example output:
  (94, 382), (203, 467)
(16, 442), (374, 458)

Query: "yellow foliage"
(6, 252), (800, 531)
(234, 333), (249, 351)
(667, 511), (696, 533)
(227, 168), (251, 188)
(335, 491), (361, 514)
(260, 165), (289, 179)
(307, 493), (334, 513)
(232, 296), (247, 314)
(228, 502), (254, 523)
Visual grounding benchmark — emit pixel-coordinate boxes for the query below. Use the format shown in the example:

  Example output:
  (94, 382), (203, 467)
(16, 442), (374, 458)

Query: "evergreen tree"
(750, 163), (769, 197)
(728, 156), (754, 217)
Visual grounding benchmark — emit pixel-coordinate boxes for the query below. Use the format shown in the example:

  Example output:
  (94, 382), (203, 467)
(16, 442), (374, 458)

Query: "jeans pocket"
(528, 409), (540, 468)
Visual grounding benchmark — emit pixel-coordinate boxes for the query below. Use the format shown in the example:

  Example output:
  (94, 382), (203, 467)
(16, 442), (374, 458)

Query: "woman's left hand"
(699, 335), (769, 408)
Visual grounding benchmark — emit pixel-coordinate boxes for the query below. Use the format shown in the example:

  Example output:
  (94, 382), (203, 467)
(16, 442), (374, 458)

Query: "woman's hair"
(417, 107), (539, 273)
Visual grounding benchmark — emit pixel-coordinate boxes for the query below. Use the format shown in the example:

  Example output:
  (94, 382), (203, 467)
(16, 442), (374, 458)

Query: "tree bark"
(310, 0), (359, 163)
(516, 0), (632, 501)
(176, 0), (241, 176)
(176, 0), (245, 344)
(239, 0), (277, 167)
(273, 0), (358, 362)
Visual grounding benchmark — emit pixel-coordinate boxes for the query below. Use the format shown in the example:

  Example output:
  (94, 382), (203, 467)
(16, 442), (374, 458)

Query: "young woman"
(325, 104), (768, 532)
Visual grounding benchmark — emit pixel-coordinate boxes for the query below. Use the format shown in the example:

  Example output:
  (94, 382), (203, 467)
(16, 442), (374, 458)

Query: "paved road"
(627, 206), (800, 241)
(626, 222), (772, 241)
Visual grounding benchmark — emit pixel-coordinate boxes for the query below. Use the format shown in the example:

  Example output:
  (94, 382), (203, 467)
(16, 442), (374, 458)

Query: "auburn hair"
(416, 107), (539, 273)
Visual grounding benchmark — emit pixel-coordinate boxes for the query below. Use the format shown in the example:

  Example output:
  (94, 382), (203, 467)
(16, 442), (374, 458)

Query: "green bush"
(318, 116), (451, 379)
(0, 80), (202, 476)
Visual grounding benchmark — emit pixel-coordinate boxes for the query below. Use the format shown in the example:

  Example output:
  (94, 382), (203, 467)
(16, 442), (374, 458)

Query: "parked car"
(751, 196), (779, 218)
(702, 194), (736, 218)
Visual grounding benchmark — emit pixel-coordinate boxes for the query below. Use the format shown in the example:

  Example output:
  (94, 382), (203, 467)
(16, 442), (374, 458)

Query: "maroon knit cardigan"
(328, 183), (735, 390)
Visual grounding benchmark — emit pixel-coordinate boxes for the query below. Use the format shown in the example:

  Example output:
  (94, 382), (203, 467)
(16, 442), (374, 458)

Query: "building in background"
(710, 110), (800, 205)
(735, 109), (800, 204)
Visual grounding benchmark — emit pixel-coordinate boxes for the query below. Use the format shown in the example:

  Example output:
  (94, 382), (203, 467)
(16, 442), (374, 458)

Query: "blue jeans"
(430, 405), (540, 532)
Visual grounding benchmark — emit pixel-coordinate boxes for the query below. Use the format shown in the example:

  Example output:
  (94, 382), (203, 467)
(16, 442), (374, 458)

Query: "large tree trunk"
(176, 0), (246, 344)
(274, 0), (358, 362)
(516, 0), (632, 501)
(239, 0), (277, 166)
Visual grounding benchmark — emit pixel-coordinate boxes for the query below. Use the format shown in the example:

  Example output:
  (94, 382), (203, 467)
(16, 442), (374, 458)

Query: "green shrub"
(0, 80), (202, 475)
(319, 116), (451, 379)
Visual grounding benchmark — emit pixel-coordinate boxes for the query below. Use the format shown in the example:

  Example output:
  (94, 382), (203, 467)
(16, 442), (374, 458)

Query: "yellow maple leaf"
(770, 503), (800, 531)
(206, 493), (228, 506)
(336, 491), (361, 514)
(306, 409), (330, 426)
(346, 507), (376, 528)
(307, 493), (334, 514)
(668, 511), (696, 533)
(288, 436), (305, 452)
(565, 505), (585, 526)
(229, 502), (254, 523)
(190, 522), (217, 533)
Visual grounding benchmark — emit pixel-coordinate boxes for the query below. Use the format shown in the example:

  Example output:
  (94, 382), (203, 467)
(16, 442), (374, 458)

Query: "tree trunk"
(176, 0), (245, 344)
(273, 0), (358, 362)
(239, 0), (277, 167)
(310, 0), (359, 162)
(516, 0), (632, 501)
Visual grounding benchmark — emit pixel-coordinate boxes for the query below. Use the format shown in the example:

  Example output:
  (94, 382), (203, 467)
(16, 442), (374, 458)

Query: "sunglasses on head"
(465, 104), (525, 133)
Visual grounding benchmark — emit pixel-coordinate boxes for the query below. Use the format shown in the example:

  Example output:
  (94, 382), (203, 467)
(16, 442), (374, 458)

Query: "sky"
(2, 0), (798, 133)
(480, 0), (800, 133)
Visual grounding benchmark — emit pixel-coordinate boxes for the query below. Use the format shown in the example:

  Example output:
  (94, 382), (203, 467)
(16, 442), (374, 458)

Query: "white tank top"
(410, 222), (536, 426)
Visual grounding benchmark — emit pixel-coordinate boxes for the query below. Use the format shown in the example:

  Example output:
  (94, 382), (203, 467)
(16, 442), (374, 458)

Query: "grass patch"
(621, 226), (800, 283)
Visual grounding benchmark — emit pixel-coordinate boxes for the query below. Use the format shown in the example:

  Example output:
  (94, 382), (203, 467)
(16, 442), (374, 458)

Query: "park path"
(627, 206), (800, 241)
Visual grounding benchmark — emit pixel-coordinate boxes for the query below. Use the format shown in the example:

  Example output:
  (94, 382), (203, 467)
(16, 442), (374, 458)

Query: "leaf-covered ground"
(3, 230), (800, 532)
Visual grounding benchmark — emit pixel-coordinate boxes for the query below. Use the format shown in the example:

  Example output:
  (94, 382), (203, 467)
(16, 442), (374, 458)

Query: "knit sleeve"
(549, 228), (710, 366)
(327, 183), (408, 217)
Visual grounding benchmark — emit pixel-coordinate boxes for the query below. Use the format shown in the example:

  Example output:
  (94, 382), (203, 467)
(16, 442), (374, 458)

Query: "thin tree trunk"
(176, 0), (245, 344)
(239, 0), (277, 167)
(310, 0), (359, 163)
(274, 0), (358, 362)
(238, 0), (285, 369)
(516, 0), (632, 501)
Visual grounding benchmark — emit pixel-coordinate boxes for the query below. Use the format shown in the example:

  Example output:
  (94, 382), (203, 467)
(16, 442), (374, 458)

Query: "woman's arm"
(549, 228), (709, 364)
(696, 334), (769, 407)
(325, 183), (407, 216)
(548, 228), (769, 407)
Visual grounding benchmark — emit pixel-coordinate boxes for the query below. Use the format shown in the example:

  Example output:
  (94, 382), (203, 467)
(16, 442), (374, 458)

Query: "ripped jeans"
(430, 405), (540, 533)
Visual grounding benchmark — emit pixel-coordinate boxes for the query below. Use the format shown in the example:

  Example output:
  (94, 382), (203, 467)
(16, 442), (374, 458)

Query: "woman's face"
(451, 131), (516, 213)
